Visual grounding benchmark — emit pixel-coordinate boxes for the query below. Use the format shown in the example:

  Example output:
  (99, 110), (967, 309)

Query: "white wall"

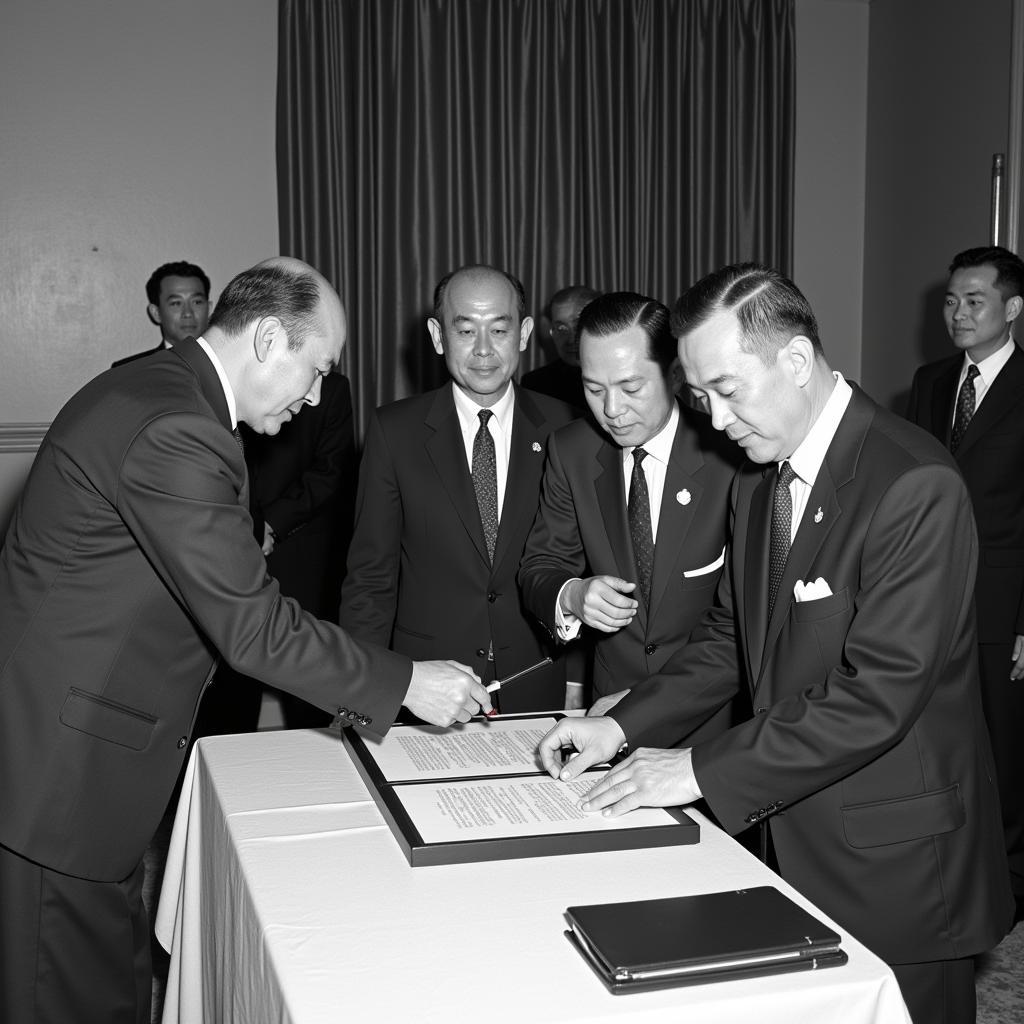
(0, 0), (279, 423)
(793, 0), (870, 383)
(0, 0), (278, 530)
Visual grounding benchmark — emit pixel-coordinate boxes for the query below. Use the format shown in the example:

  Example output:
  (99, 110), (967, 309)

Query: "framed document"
(345, 714), (699, 867)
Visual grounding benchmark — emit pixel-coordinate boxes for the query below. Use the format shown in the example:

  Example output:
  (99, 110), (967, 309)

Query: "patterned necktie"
(950, 363), (980, 453)
(768, 461), (796, 617)
(628, 447), (654, 606)
(472, 409), (499, 563)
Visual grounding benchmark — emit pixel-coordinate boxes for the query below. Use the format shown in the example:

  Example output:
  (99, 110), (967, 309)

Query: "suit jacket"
(519, 402), (739, 702)
(906, 344), (1024, 643)
(339, 383), (576, 711)
(521, 359), (587, 412)
(244, 371), (357, 616)
(611, 386), (1012, 963)
(0, 340), (410, 882)
(111, 341), (167, 367)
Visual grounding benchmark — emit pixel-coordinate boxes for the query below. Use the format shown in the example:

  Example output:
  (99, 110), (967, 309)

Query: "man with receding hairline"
(0, 256), (488, 1022)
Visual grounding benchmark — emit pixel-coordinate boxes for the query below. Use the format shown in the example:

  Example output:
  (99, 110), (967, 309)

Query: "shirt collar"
(624, 402), (679, 465)
(963, 337), (1015, 385)
(195, 335), (238, 429)
(785, 372), (852, 488)
(451, 380), (516, 435)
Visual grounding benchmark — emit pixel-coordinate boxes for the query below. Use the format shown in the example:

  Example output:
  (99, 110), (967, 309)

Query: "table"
(155, 728), (911, 1023)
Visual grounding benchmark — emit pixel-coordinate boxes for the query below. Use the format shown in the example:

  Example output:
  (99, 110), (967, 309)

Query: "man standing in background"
(906, 244), (1024, 922)
(113, 260), (211, 365)
(341, 264), (576, 712)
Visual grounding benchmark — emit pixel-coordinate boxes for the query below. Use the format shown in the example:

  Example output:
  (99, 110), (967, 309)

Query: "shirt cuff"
(555, 579), (583, 641)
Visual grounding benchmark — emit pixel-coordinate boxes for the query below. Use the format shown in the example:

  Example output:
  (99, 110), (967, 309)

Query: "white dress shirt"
(951, 338), (1015, 430)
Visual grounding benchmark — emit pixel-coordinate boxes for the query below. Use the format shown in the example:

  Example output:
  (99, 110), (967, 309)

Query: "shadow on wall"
(890, 280), (951, 417)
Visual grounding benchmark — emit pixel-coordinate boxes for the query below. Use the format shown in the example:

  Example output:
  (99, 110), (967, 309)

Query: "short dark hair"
(949, 246), (1024, 302)
(207, 263), (322, 350)
(432, 265), (527, 323)
(670, 263), (822, 365)
(549, 285), (600, 314)
(146, 261), (210, 305)
(577, 291), (676, 374)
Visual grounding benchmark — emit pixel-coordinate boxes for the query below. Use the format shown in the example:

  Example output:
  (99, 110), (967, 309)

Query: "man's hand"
(404, 660), (491, 725)
(588, 688), (630, 717)
(1012, 635), (1024, 681)
(579, 747), (701, 817)
(561, 576), (638, 633)
(538, 716), (626, 779)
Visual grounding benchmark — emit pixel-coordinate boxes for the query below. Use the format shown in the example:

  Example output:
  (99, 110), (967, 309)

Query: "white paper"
(359, 718), (558, 782)
(395, 772), (681, 842)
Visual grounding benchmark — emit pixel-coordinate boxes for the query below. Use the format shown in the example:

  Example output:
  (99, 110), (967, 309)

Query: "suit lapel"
(592, 442), (636, 587)
(755, 389), (869, 685)
(649, 413), (705, 615)
(955, 345), (1024, 458)
(492, 388), (549, 573)
(424, 386), (491, 567)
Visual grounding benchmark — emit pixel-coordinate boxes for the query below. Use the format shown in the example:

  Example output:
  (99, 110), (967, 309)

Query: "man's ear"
(253, 316), (283, 363)
(783, 335), (816, 387)
(1006, 295), (1023, 324)
(427, 317), (444, 356)
(147, 303), (162, 327)
(519, 315), (534, 351)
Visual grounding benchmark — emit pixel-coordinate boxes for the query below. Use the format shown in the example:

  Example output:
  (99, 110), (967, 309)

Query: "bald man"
(341, 264), (577, 711)
(0, 258), (489, 1023)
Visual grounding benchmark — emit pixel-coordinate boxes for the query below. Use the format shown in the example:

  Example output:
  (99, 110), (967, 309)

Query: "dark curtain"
(278, 0), (794, 434)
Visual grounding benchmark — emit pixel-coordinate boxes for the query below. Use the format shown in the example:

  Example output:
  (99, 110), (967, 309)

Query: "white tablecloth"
(155, 728), (910, 1024)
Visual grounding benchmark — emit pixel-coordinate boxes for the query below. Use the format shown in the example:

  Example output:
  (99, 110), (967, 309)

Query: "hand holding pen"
(483, 656), (553, 717)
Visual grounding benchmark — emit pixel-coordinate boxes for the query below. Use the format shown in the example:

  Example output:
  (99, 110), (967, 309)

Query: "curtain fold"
(278, 0), (794, 434)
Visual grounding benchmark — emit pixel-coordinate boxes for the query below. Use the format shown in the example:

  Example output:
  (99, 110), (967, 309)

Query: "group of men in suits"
(541, 261), (1015, 1024)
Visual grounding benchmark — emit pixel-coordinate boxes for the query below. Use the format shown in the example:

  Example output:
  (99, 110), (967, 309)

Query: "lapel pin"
(531, 442), (542, 453)
(814, 507), (823, 524)
(677, 489), (692, 506)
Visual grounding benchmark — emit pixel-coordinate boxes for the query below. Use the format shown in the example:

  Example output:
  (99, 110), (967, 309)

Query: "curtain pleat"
(278, 0), (794, 436)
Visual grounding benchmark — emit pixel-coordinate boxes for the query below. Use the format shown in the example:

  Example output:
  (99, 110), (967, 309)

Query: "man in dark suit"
(521, 284), (598, 411)
(112, 260), (211, 366)
(540, 264), (1012, 1023)
(340, 264), (576, 712)
(906, 245), (1024, 921)
(519, 291), (739, 722)
(0, 258), (489, 1023)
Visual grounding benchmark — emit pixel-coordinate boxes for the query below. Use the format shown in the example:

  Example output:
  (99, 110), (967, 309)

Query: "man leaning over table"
(538, 263), (1012, 1024)
(0, 257), (489, 1024)
(519, 290), (740, 730)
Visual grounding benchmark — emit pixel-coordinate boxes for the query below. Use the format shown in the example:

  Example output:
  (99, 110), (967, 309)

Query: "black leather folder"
(565, 885), (848, 993)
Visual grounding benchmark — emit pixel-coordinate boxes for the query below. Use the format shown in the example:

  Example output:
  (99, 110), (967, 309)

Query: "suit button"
(338, 707), (349, 717)
(476, 648), (486, 658)
(362, 716), (372, 726)
(177, 736), (187, 749)
(644, 643), (657, 656)
(756, 707), (769, 714)
(347, 711), (358, 721)
(745, 813), (758, 825)
(487, 591), (497, 603)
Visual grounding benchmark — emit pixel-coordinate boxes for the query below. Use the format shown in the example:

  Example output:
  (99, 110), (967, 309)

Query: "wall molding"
(0, 423), (50, 454)
(1007, 0), (1024, 253)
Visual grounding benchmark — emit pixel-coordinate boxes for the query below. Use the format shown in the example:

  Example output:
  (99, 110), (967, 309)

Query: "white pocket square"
(684, 547), (726, 578)
(794, 577), (833, 602)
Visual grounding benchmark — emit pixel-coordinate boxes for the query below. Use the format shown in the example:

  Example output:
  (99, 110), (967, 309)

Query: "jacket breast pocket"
(59, 687), (157, 751)
(842, 784), (965, 848)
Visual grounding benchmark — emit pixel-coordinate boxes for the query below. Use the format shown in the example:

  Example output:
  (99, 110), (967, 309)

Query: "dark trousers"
(978, 641), (1024, 897)
(0, 843), (151, 1024)
(891, 958), (976, 1024)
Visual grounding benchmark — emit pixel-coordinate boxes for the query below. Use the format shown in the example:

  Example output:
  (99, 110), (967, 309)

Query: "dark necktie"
(628, 447), (654, 606)
(768, 461), (796, 617)
(472, 409), (499, 563)
(950, 363), (980, 453)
